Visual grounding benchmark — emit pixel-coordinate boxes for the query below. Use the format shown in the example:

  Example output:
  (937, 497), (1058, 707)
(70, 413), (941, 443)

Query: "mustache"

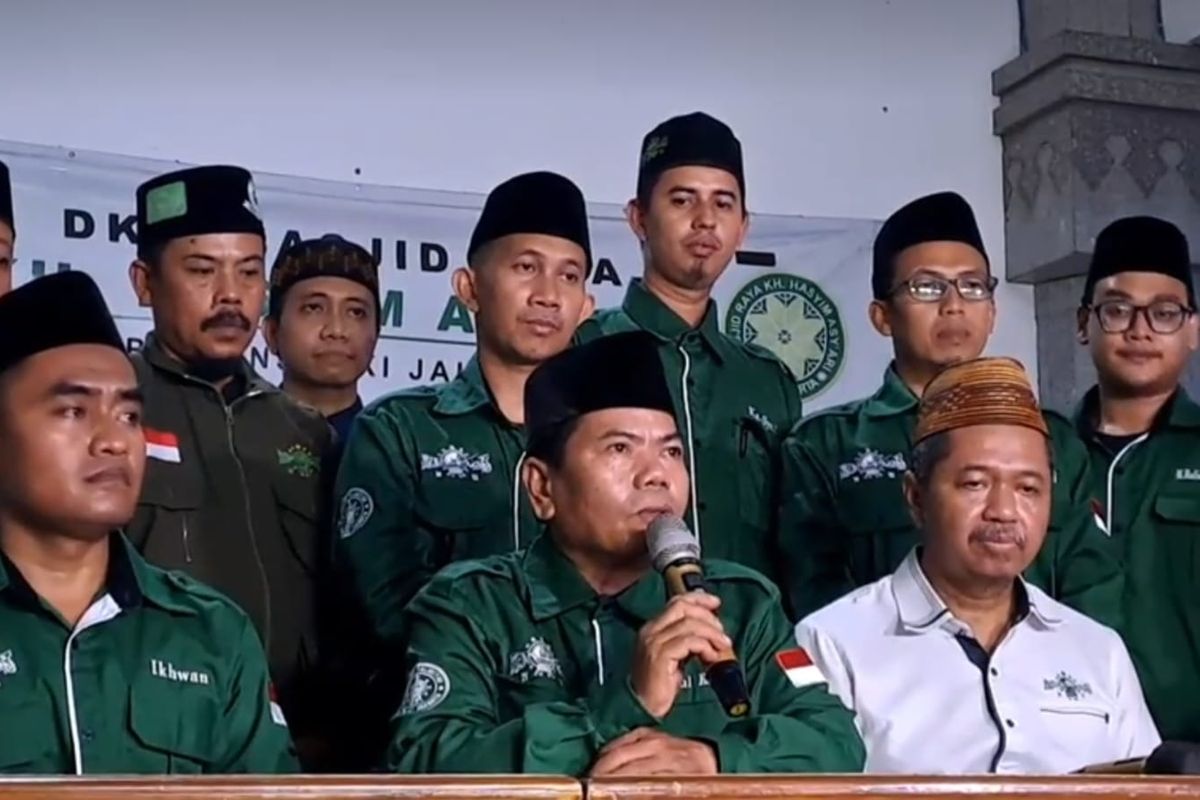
(200, 311), (252, 332)
(969, 523), (1026, 547)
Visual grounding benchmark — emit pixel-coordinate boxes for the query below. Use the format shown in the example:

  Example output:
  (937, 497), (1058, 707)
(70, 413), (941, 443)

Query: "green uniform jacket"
(386, 534), (865, 776)
(575, 280), (803, 581)
(0, 534), (297, 774)
(334, 357), (539, 645)
(125, 335), (334, 734)
(1075, 387), (1200, 741)
(780, 365), (1123, 624)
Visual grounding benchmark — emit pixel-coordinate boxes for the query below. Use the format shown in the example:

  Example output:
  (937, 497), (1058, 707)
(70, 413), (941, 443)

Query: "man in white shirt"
(796, 356), (1159, 775)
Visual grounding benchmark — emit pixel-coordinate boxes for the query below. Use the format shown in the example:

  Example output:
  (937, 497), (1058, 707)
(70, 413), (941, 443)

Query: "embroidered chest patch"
(838, 448), (907, 482)
(1043, 671), (1093, 701)
(508, 637), (564, 683)
(278, 444), (318, 478)
(421, 445), (493, 481)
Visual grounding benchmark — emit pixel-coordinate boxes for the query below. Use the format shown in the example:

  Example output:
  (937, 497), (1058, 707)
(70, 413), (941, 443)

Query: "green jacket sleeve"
(385, 584), (659, 775)
(777, 429), (853, 620)
(703, 587), (865, 773)
(213, 616), (300, 774)
(333, 405), (426, 644)
(1026, 417), (1124, 630)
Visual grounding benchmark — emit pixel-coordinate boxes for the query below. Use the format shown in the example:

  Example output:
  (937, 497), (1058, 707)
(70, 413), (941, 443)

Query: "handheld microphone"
(1075, 741), (1200, 775)
(647, 515), (751, 718)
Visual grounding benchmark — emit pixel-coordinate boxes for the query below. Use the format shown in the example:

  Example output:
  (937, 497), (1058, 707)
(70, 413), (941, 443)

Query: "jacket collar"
(522, 533), (665, 623)
(863, 363), (920, 420)
(621, 278), (727, 364)
(142, 333), (273, 395)
(891, 548), (1061, 635)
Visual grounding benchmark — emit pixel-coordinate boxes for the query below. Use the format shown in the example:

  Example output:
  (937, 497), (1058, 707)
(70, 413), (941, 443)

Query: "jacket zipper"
(176, 372), (272, 652)
(181, 516), (192, 564)
(224, 391), (272, 657)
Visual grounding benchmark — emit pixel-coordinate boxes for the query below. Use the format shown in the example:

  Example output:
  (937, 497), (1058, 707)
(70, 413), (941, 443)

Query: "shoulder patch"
(398, 662), (451, 714)
(776, 647), (826, 688)
(338, 487), (375, 539)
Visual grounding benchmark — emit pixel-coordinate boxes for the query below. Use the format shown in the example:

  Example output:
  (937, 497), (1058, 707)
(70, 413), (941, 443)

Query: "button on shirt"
(795, 550), (1159, 775)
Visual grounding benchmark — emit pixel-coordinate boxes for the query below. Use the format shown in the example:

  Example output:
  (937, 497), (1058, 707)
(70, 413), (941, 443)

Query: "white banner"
(1, 140), (888, 412)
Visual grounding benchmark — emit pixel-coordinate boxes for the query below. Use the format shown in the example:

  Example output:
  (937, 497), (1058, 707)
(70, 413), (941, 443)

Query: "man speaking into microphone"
(385, 332), (864, 776)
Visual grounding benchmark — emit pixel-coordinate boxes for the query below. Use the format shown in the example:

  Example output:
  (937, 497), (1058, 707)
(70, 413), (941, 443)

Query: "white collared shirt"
(795, 550), (1160, 775)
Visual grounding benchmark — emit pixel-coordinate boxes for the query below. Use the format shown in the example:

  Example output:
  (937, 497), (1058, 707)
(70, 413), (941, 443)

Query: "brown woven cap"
(914, 356), (1048, 443)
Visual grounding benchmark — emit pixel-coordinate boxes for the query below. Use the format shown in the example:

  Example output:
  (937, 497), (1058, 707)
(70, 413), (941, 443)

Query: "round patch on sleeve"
(338, 487), (374, 539)
(399, 662), (451, 715)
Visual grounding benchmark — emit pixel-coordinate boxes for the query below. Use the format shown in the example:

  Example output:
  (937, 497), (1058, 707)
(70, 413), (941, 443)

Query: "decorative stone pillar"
(993, 0), (1200, 412)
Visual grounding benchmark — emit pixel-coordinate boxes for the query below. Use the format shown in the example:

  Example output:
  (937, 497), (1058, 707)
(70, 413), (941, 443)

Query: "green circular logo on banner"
(725, 274), (846, 400)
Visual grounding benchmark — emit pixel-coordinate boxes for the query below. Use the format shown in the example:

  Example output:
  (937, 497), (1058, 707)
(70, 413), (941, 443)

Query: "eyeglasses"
(890, 274), (999, 303)
(1087, 300), (1195, 334)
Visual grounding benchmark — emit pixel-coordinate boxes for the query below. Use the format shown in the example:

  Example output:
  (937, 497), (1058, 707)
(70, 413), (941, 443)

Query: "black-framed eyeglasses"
(890, 274), (999, 303)
(1086, 300), (1195, 334)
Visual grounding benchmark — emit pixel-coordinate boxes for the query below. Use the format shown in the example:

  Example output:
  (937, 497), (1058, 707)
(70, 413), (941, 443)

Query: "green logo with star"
(278, 444), (318, 478)
(724, 274), (846, 400)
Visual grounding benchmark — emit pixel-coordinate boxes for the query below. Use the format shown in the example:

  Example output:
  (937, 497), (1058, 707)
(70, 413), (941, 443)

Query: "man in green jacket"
(1073, 215), (1200, 741)
(123, 165), (334, 759)
(334, 171), (595, 642)
(575, 112), (801, 581)
(0, 272), (296, 775)
(387, 332), (864, 776)
(780, 192), (1120, 623)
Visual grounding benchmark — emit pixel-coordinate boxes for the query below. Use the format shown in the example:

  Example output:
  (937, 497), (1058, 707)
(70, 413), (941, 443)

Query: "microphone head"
(1146, 741), (1200, 775)
(646, 515), (700, 572)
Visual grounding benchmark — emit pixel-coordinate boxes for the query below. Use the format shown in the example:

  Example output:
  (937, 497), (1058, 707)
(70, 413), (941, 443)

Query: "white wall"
(0, 0), (1033, 384)
(1162, 0), (1200, 43)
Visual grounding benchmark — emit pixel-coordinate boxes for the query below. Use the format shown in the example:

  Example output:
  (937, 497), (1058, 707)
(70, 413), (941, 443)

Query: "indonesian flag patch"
(145, 428), (181, 463)
(776, 647), (825, 688)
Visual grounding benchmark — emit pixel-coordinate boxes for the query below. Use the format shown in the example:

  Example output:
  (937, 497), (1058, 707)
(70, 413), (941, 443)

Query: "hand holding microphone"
(629, 515), (751, 719)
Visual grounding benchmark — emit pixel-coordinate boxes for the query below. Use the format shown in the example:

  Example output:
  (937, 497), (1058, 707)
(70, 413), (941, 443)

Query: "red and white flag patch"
(776, 647), (825, 688)
(145, 429), (181, 463)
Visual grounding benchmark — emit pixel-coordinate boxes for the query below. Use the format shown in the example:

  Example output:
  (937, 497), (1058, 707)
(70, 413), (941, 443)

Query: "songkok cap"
(637, 112), (744, 204)
(1083, 216), (1193, 306)
(136, 165), (264, 258)
(872, 191), (988, 300)
(269, 235), (380, 321)
(467, 171), (591, 271)
(914, 356), (1047, 444)
(0, 272), (124, 375)
(525, 332), (674, 459)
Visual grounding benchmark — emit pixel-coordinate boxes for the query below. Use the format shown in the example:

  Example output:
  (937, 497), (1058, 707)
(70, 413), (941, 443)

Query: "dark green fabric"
(779, 364), (1123, 625)
(574, 279), (802, 583)
(0, 534), (297, 774)
(125, 334), (334, 736)
(1074, 387), (1200, 741)
(333, 357), (538, 645)
(385, 534), (865, 775)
